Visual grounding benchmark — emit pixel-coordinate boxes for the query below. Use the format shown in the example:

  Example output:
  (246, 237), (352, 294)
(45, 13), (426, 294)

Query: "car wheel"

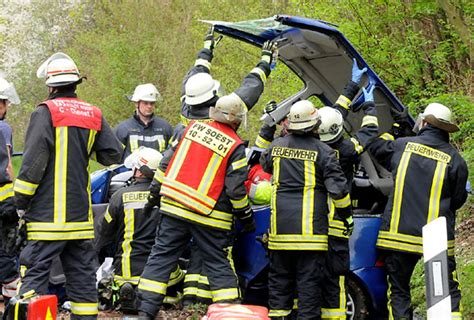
(347, 277), (371, 319)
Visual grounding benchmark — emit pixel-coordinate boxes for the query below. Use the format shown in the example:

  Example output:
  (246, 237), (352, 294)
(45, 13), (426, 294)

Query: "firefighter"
(0, 77), (20, 305)
(368, 103), (468, 319)
(98, 147), (183, 311)
(145, 30), (277, 306)
(137, 92), (260, 319)
(317, 63), (378, 319)
(12, 52), (122, 319)
(115, 83), (173, 159)
(260, 100), (353, 319)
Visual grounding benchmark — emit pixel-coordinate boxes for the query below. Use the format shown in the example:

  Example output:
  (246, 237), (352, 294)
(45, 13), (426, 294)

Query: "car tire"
(347, 277), (371, 320)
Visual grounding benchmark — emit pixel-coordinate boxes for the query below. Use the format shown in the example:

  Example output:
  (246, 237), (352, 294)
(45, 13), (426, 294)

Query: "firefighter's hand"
(256, 232), (269, 250)
(143, 194), (160, 215)
(264, 100), (278, 114)
(241, 216), (256, 234)
(351, 58), (367, 84)
(362, 84), (375, 103)
(343, 216), (354, 236)
(261, 41), (277, 64)
(203, 26), (216, 51)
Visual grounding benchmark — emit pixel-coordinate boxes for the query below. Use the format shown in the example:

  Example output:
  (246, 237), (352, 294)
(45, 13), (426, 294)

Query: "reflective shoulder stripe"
(138, 278), (168, 295)
(380, 132), (395, 141)
(255, 135), (271, 149)
(0, 183), (14, 201)
(14, 179), (38, 196)
(250, 67), (267, 84)
(335, 95), (351, 110)
(350, 137), (364, 154)
(194, 58), (211, 69)
(333, 194), (351, 208)
(231, 158), (247, 171)
(230, 195), (249, 210)
(361, 115), (379, 127)
(70, 302), (98, 316)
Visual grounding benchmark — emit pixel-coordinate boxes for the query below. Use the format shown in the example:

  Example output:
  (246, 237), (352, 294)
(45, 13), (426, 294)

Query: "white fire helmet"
(287, 100), (321, 131)
(37, 52), (81, 87)
(420, 102), (459, 133)
(317, 106), (344, 142)
(129, 83), (161, 103)
(0, 77), (20, 105)
(185, 73), (222, 106)
(210, 93), (247, 129)
(124, 147), (163, 171)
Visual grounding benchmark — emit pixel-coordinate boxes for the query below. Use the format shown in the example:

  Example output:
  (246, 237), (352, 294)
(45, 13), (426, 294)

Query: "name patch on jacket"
(43, 98), (102, 131)
(184, 122), (235, 157)
(272, 147), (318, 161)
(405, 142), (451, 163)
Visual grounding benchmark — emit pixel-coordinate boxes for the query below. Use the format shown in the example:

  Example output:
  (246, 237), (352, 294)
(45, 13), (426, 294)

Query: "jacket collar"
(133, 111), (154, 127)
(418, 124), (450, 142)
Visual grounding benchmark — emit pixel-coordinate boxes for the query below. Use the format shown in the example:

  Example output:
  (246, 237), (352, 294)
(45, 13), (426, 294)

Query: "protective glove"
(389, 108), (415, 138)
(203, 26), (215, 51)
(343, 216), (354, 237)
(351, 58), (367, 84)
(261, 41), (278, 65)
(264, 100), (278, 114)
(256, 232), (269, 251)
(143, 194), (161, 215)
(362, 84), (375, 103)
(234, 206), (256, 233)
(4, 212), (27, 255)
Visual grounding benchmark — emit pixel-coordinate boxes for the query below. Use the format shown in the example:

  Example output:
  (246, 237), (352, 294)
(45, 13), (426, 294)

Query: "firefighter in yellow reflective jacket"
(368, 103), (468, 319)
(98, 147), (183, 311)
(261, 100), (353, 319)
(137, 92), (259, 319)
(13, 52), (122, 320)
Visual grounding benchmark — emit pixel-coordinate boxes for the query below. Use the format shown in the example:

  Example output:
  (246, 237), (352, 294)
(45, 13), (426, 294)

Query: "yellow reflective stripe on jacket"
(27, 221), (94, 231)
(250, 67), (267, 83)
(268, 234), (328, 251)
(138, 278), (168, 295)
(230, 195), (249, 210)
(271, 157), (281, 234)
(87, 130), (97, 154)
(54, 127), (68, 223)
(231, 158), (247, 171)
(335, 95), (351, 110)
(333, 194), (350, 208)
(255, 135), (271, 149)
(14, 179), (39, 196)
(166, 139), (192, 180)
(322, 307), (347, 319)
(377, 238), (422, 254)
(211, 288), (240, 302)
(350, 137), (364, 154)
(183, 287), (213, 299)
(198, 153), (223, 194)
(122, 208), (134, 279)
(0, 183), (14, 201)
(427, 161), (447, 223)
(153, 168), (165, 183)
(380, 133), (395, 141)
(70, 302), (98, 316)
(302, 160), (315, 234)
(361, 115), (379, 127)
(104, 209), (112, 223)
(114, 275), (141, 286)
(329, 220), (349, 239)
(129, 136), (139, 153)
(195, 58), (211, 69)
(27, 230), (95, 241)
(390, 151), (412, 232)
(269, 309), (292, 317)
(269, 234), (328, 243)
(161, 198), (233, 230)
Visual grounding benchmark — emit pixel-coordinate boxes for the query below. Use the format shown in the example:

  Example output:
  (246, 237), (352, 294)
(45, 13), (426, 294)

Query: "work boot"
(119, 282), (137, 313)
